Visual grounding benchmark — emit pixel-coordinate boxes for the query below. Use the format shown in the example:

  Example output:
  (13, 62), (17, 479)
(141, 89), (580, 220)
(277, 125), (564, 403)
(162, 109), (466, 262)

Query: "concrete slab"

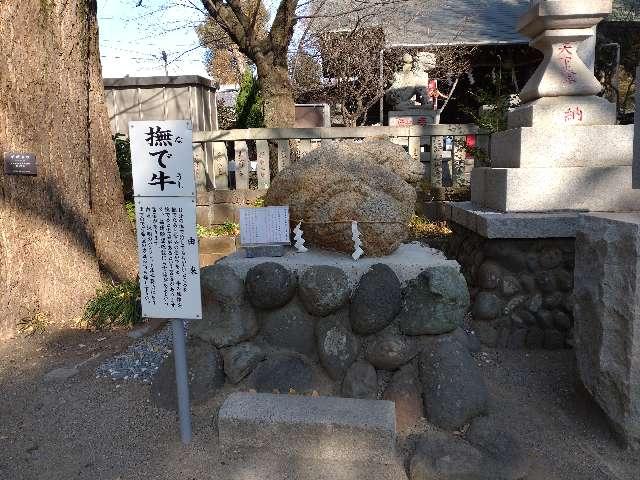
(472, 166), (640, 213)
(218, 393), (398, 464)
(217, 242), (459, 287)
(446, 201), (580, 238)
(507, 96), (616, 129)
(491, 125), (633, 169)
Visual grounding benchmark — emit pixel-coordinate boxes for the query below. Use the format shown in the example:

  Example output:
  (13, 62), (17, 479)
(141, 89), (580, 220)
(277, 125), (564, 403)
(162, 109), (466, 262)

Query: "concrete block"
(492, 125), (633, 169)
(507, 96), (616, 129)
(217, 242), (459, 287)
(218, 392), (397, 463)
(243, 244), (285, 258)
(574, 213), (640, 448)
(195, 206), (210, 226)
(446, 201), (580, 239)
(474, 166), (640, 212)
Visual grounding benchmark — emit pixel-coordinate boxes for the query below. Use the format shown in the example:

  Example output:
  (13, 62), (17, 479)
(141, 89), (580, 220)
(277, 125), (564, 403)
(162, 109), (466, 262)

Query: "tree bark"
(0, 0), (137, 337)
(256, 60), (296, 128)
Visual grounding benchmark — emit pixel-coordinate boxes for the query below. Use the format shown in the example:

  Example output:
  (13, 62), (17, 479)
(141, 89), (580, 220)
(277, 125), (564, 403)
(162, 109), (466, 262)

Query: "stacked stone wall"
(446, 226), (575, 349)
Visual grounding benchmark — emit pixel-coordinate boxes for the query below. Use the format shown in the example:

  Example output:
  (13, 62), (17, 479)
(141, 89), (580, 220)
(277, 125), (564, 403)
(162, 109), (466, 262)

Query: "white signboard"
(130, 120), (196, 197)
(134, 196), (202, 319)
(130, 119), (202, 320)
(240, 206), (290, 245)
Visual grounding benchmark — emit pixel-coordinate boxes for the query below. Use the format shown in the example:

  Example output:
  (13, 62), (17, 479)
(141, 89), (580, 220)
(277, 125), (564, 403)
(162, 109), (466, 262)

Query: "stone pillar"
(469, 0), (640, 213)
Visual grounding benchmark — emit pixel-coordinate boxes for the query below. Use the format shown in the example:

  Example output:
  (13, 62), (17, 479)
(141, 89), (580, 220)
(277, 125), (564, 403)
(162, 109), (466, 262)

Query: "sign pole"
(171, 319), (192, 445)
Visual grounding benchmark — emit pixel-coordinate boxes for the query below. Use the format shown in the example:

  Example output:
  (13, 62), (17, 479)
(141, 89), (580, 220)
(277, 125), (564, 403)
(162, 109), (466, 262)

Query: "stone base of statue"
(388, 109), (440, 127)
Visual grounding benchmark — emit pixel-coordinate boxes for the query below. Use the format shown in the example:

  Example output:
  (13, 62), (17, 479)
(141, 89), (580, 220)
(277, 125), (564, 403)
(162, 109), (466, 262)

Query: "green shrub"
(83, 280), (142, 330)
(235, 70), (264, 128)
(125, 201), (136, 225)
(196, 221), (240, 237)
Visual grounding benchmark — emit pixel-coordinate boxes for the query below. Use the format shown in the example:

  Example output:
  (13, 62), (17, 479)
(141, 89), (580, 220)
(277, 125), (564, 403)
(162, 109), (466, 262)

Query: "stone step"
(218, 392), (398, 464)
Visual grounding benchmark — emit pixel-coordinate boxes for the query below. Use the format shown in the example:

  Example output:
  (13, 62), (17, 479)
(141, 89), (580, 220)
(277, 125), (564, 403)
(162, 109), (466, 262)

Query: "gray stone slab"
(243, 244), (285, 258)
(446, 201), (579, 239)
(507, 96), (616, 129)
(472, 166), (640, 213)
(634, 66), (640, 190)
(218, 392), (397, 463)
(218, 242), (459, 287)
(492, 125), (633, 169)
(574, 212), (640, 449)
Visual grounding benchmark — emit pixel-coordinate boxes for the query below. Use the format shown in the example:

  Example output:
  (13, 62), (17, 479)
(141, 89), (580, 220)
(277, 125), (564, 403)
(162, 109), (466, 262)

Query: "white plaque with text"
(239, 206), (290, 245)
(134, 196), (202, 320)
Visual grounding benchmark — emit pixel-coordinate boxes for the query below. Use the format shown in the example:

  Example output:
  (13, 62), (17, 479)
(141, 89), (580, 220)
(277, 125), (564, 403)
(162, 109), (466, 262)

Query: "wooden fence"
(191, 125), (488, 192)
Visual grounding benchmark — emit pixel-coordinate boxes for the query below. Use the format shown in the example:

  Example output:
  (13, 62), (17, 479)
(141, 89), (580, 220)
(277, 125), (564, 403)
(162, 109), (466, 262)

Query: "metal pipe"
(171, 319), (192, 445)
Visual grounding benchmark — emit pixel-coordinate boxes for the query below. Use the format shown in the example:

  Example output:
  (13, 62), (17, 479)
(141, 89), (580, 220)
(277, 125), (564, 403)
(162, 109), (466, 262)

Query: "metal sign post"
(129, 120), (202, 446)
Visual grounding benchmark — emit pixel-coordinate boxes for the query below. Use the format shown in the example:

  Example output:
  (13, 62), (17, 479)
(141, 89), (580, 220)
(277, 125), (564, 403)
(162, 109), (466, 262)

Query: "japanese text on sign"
(130, 121), (196, 197)
(240, 207), (290, 245)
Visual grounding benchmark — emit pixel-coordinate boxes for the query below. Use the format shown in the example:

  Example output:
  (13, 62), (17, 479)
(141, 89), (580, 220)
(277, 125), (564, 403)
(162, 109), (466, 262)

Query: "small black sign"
(3, 152), (37, 176)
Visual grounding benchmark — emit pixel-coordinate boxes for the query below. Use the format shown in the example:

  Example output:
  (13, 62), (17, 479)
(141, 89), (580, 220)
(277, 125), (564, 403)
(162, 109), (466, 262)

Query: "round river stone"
(245, 262), (297, 310)
(299, 266), (350, 317)
(350, 264), (401, 335)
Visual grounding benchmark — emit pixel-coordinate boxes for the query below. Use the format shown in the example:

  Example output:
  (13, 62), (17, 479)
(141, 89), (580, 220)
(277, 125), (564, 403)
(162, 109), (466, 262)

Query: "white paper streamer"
(351, 221), (364, 261)
(293, 221), (308, 253)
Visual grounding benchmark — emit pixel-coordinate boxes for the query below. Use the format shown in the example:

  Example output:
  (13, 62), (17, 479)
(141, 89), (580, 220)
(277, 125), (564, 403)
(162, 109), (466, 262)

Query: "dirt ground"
(1, 325), (638, 480)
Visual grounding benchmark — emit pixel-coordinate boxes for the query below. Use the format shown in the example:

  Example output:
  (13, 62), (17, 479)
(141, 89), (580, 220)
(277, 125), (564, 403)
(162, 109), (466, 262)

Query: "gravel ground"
(1, 325), (639, 480)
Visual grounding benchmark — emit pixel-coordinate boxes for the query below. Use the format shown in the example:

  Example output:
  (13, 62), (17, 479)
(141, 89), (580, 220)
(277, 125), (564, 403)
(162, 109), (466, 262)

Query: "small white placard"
(240, 206), (290, 245)
(130, 120), (195, 197)
(134, 196), (202, 319)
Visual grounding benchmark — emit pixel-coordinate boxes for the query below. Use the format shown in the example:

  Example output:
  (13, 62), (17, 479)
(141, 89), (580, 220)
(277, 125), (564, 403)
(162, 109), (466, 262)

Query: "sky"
(97, 0), (210, 78)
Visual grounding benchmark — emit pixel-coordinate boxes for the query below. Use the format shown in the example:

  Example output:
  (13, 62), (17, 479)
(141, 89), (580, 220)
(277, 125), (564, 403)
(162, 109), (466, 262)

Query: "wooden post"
(452, 136), (466, 187)
(212, 142), (229, 190)
(430, 136), (443, 188)
(256, 139), (270, 190)
(277, 139), (290, 172)
(234, 140), (249, 190)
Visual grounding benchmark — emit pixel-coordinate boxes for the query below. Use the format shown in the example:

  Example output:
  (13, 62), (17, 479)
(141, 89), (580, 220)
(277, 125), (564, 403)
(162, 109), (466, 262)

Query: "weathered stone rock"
(316, 314), (359, 380)
(245, 262), (297, 310)
(365, 333), (418, 370)
(574, 213), (640, 448)
(260, 299), (316, 358)
(384, 367), (423, 433)
(553, 310), (572, 331)
(411, 417), (530, 480)
(507, 329), (527, 350)
(342, 360), (378, 399)
(420, 336), (488, 430)
(519, 273), (536, 293)
(503, 294), (527, 316)
(472, 321), (498, 348)
(451, 327), (482, 353)
(535, 309), (555, 329)
(543, 292), (564, 309)
(500, 275), (521, 297)
(539, 248), (563, 270)
(298, 266), (350, 317)
(410, 432), (484, 480)
(525, 327), (545, 349)
(264, 141), (416, 256)
(150, 339), (225, 411)
(350, 264), (401, 335)
(526, 294), (542, 313)
(555, 269), (573, 291)
(511, 309), (536, 328)
(222, 343), (265, 384)
(201, 264), (244, 305)
(544, 329), (565, 350)
(485, 242), (527, 273)
(190, 302), (258, 348)
(535, 270), (557, 293)
(473, 292), (501, 321)
(477, 260), (501, 290)
(466, 416), (531, 480)
(397, 267), (470, 335)
(251, 355), (315, 393)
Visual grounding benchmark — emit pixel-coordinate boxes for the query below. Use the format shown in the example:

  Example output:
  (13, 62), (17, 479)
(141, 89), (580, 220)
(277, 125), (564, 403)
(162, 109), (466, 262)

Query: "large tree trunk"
(0, 0), (137, 337)
(256, 60), (296, 128)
